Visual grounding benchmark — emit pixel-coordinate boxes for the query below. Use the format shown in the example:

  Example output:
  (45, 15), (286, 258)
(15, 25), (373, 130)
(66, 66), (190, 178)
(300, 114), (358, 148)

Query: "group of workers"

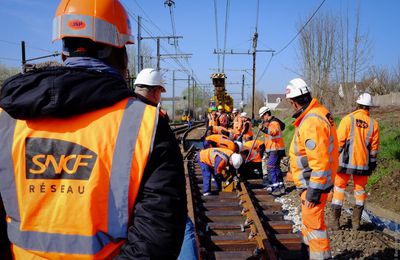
(0, 1), (380, 259)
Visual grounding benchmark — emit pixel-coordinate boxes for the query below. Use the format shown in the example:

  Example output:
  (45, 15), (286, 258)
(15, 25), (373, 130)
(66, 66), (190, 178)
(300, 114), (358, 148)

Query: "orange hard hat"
(52, 0), (134, 48)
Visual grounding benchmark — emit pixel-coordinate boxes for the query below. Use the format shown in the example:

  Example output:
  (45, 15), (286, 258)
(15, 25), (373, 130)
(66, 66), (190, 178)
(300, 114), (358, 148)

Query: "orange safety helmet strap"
(53, 0), (134, 48)
(0, 100), (158, 255)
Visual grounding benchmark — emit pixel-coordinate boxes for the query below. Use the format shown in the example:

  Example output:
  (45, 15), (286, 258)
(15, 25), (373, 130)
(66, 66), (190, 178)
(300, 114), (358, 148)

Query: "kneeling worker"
(198, 148), (243, 196)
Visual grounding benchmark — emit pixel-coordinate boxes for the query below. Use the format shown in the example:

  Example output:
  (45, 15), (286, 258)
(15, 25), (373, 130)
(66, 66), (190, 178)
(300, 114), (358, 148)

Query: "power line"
(256, 0), (327, 83)
(213, 0), (220, 71)
(0, 39), (55, 54)
(274, 0), (328, 56)
(222, 0), (230, 73)
(0, 56), (19, 61)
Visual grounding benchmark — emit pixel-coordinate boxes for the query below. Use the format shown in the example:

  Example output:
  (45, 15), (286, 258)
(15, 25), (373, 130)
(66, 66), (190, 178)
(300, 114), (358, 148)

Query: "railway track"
(180, 126), (304, 260)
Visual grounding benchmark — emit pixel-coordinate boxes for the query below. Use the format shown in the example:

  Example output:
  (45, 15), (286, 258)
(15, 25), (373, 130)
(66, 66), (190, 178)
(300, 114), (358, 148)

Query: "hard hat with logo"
(240, 112), (248, 118)
(258, 106), (270, 117)
(234, 141), (243, 152)
(218, 105), (224, 110)
(134, 68), (166, 92)
(232, 108), (238, 113)
(230, 153), (243, 169)
(356, 93), (375, 107)
(285, 78), (310, 99)
(53, 0), (134, 48)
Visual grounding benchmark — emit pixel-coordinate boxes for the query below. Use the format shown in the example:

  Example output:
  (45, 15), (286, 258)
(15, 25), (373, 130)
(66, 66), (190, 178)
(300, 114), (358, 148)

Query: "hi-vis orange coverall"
(205, 134), (236, 152)
(289, 98), (338, 259)
(0, 99), (158, 259)
(332, 109), (380, 208)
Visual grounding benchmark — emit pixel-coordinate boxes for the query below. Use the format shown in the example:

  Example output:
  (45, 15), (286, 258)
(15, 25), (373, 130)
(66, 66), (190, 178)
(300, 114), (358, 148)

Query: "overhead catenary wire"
(0, 39), (56, 54)
(256, 0), (328, 83)
(213, 0), (220, 71)
(221, 0), (230, 73)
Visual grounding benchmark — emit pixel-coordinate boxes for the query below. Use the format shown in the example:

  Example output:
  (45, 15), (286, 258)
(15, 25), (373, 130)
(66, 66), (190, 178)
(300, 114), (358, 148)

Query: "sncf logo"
(25, 138), (97, 180)
(356, 119), (368, 129)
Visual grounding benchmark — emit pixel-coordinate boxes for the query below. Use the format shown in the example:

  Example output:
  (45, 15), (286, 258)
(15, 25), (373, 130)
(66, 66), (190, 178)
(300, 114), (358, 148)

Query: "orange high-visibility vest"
(205, 134), (236, 152)
(232, 115), (243, 135)
(263, 120), (285, 152)
(289, 98), (339, 192)
(0, 98), (158, 259)
(242, 120), (253, 141)
(199, 148), (233, 174)
(337, 109), (379, 175)
(207, 113), (218, 127)
(243, 140), (264, 163)
(218, 113), (228, 127)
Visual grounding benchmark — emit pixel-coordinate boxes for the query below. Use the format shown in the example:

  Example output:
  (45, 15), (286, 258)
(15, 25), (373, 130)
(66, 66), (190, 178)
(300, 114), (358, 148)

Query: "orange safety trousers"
(332, 173), (368, 207)
(301, 192), (331, 259)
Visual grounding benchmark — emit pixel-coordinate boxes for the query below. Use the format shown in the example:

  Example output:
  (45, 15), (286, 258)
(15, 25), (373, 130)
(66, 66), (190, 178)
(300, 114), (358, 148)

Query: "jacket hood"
(0, 66), (134, 119)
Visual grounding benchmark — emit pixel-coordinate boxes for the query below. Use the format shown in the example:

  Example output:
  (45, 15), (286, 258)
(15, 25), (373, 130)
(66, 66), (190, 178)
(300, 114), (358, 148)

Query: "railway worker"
(198, 148), (243, 196)
(217, 105), (229, 127)
(0, 0), (187, 258)
(204, 134), (242, 153)
(134, 68), (166, 106)
(258, 107), (286, 196)
(231, 108), (243, 138)
(206, 106), (219, 128)
(135, 69), (199, 260)
(240, 140), (265, 179)
(238, 112), (254, 142)
(285, 78), (338, 259)
(331, 93), (380, 230)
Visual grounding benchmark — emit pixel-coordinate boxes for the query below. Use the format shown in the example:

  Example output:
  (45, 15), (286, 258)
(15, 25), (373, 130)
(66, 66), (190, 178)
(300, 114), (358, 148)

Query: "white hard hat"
(356, 93), (375, 107)
(134, 68), (166, 92)
(258, 106), (270, 117)
(232, 108), (238, 113)
(240, 112), (248, 118)
(285, 78), (310, 99)
(234, 141), (243, 152)
(230, 153), (243, 169)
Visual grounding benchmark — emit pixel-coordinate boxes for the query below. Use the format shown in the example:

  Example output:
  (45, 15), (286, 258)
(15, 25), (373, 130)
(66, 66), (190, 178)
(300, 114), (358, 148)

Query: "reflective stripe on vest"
(0, 99), (158, 256)
(339, 115), (373, 170)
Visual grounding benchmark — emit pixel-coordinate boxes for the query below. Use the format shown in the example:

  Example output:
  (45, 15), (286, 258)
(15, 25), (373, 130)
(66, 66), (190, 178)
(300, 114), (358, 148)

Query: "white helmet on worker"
(232, 108), (238, 113)
(230, 153), (243, 169)
(234, 141), (243, 152)
(258, 106), (270, 117)
(134, 68), (166, 92)
(356, 93), (375, 107)
(240, 112), (248, 118)
(285, 78), (310, 99)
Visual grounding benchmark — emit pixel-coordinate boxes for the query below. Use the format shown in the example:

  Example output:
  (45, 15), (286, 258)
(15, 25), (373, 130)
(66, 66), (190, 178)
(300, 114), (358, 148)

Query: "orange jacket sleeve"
(370, 119), (380, 157)
(337, 115), (351, 151)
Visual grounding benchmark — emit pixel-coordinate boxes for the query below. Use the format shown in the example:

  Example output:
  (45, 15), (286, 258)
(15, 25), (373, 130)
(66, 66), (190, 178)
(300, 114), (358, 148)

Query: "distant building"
(264, 94), (286, 110)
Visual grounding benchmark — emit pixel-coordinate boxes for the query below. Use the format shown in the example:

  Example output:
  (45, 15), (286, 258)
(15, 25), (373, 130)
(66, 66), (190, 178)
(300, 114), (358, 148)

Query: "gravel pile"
(274, 182), (397, 259)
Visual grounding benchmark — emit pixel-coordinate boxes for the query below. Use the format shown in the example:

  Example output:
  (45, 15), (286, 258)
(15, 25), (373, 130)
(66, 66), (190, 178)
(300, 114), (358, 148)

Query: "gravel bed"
(274, 182), (398, 259)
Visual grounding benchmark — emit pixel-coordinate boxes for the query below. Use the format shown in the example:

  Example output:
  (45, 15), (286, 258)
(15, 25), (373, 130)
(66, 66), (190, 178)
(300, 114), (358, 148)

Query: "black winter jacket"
(0, 67), (187, 259)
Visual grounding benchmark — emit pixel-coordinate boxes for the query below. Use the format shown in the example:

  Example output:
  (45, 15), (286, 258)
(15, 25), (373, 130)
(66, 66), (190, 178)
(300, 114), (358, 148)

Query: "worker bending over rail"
(286, 78), (338, 259)
(331, 93), (380, 230)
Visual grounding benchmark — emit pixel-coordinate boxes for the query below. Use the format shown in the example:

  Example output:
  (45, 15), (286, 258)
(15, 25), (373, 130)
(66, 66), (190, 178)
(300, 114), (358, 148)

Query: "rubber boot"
(352, 205), (364, 230)
(330, 207), (341, 230)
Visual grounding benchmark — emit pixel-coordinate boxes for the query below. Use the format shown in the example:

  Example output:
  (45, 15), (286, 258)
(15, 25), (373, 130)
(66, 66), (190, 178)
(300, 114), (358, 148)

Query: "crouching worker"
(198, 148), (243, 196)
(240, 140), (265, 179)
(203, 134), (242, 152)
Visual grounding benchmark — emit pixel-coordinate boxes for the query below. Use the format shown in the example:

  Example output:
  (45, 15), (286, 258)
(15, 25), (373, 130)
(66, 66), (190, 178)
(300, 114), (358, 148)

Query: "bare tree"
(127, 43), (155, 78)
(0, 64), (19, 88)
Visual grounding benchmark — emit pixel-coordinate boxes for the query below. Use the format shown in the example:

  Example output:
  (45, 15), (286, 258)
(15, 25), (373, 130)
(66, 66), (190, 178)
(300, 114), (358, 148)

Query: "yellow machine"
(208, 73), (234, 113)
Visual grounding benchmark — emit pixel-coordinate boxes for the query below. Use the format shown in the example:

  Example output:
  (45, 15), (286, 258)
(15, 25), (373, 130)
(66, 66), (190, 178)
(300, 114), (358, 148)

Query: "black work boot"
(352, 205), (364, 230)
(330, 207), (341, 230)
(300, 242), (309, 260)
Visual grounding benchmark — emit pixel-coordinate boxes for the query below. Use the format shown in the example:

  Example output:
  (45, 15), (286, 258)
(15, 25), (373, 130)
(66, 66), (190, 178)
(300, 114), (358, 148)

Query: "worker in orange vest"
(217, 105), (228, 127)
(286, 78), (338, 259)
(238, 112), (253, 142)
(241, 140), (265, 179)
(331, 93), (380, 230)
(204, 134), (242, 153)
(198, 148), (243, 196)
(206, 107), (218, 128)
(258, 107), (286, 196)
(231, 108), (243, 139)
(0, 1), (187, 258)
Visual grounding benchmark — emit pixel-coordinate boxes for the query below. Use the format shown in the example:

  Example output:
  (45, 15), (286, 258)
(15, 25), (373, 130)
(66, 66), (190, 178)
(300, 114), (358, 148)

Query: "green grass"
(277, 116), (399, 188)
